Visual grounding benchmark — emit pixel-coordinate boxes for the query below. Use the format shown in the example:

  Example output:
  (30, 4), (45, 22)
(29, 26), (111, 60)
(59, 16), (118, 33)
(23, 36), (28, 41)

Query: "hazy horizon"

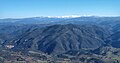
(1, 0), (120, 18)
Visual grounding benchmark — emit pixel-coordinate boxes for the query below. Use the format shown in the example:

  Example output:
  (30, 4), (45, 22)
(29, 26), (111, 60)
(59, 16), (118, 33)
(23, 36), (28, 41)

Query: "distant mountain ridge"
(0, 16), (120, 24)
(0, 16), (120, 55)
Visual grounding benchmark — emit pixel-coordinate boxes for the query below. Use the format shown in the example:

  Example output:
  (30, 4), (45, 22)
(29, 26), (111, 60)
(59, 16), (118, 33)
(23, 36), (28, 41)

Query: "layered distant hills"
(0, 16), (120, 55)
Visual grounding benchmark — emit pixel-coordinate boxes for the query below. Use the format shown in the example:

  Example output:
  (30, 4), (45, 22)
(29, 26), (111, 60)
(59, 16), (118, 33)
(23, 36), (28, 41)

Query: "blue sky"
(0, 0), (120, 18)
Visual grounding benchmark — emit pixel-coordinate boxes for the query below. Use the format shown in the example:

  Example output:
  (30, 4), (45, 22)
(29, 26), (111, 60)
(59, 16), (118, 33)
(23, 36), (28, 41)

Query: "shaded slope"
(37, 24), (109, 54)
(9, 24), (109, 54)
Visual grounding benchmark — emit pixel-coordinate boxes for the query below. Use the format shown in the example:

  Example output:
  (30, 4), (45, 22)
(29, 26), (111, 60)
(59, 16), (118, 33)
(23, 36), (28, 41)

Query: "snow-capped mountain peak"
(47, 15), (81, 18)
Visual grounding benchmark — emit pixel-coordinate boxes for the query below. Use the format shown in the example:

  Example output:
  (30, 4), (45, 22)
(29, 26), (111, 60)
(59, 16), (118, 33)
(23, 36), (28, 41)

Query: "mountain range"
(0, 16), (120, 63)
